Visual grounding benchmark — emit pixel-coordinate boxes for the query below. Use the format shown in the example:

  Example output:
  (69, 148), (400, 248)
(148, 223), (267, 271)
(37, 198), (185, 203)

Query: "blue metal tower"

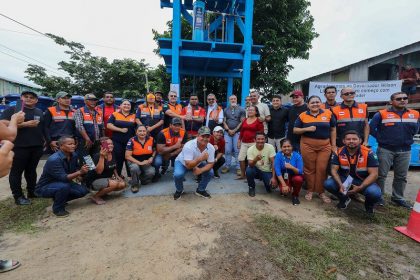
(158, 0), (262, 105)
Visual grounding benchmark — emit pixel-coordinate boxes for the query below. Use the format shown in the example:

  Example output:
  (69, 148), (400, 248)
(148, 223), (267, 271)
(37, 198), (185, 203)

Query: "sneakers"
(54, 210), (70, 218)
(152, 174), (161, 183)
(214, 171), (220, 179)
(15, 196), (31, 206)
(365, 205), (375, 217)
(391, 199), (413, 209)
(221, 166), (229, 174)
(292, 196), (300, 205)
(131, 184), (140, 193)
(336, 197), (352, 209)
(236, 169), (242, 176)
(248, 188), (255, 197)
(161, 167), (168, 175)
(173, 190), (184, 200)
(195, 189), (211, 198)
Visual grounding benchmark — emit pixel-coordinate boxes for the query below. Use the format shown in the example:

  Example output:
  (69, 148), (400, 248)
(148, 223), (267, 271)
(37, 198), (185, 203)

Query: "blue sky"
(1, 0), (419, 87)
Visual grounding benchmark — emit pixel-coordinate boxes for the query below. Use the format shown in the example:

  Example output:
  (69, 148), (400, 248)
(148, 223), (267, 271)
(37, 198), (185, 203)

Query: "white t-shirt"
(176, 138), (215, 168)
(205, 103), (224, 126)
(255, 102), (271, 134)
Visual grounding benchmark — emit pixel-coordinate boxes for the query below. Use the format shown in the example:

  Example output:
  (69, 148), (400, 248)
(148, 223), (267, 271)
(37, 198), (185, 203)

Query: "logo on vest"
(148, 146), (152, 151)
(339, 112), (345, 116)
(358, 157), (364, 163)
(321, 116), (327, 121)
(358, 109), (364, 114)
(409, 114), (415, 119)
(386, 114), (394, 118)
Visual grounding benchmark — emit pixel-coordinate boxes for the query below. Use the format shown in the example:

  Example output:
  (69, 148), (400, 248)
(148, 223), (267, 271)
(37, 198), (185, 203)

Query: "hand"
(174, 138), (182, 148)
(84, 139), (93, 149)
(50, 141), (59, 152)
(192, 167), (201, 176)
(284, 163), (293, 169)
(347, 185), (363, 194)
(213, 144), (218, 151)
(24, 120), (40, 127)
(339, 185), (345, 194)
(146, 126), (153, 132)
(362, 141), (369, 147)
(0, 140), (14, 178)
(148, 157), (154, 164)
(99, 147), (108, 157)
(270, 177), (278, 188)
(200, 151), (209, 161)
(11, 111), (25, 124)
(79, 164), (89, 175)
(237, 141), (241, 149)
(331, 145), (337, 153)
(281, 184), (290, 194)
(255, 155), (262, 162)
(120, 127), (128, 133)
(306, 126), (316, 132)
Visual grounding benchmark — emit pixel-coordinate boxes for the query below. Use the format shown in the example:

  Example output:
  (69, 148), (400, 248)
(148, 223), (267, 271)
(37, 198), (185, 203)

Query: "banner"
(309, 81), (402, 102)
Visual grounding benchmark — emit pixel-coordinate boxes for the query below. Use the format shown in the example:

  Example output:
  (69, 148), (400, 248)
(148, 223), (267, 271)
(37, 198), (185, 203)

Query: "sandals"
(0, 260), (21, 273)
(319, 193), (331, 204)
(305, 192), (313, 201)
(90, 197), (106, 205)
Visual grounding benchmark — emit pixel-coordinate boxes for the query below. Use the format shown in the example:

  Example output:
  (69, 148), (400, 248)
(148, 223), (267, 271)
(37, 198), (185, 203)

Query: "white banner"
(309, 80), (402, 102)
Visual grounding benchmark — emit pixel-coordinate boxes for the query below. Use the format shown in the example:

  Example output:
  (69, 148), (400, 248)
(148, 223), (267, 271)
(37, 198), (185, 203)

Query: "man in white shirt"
(173, 126), (215, 200)
(249, 90), (271, 134)
(205, 93), (224, 132)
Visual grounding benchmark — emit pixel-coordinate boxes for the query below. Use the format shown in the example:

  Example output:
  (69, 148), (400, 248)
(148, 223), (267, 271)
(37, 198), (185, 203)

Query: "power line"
(0, 13), (46, 37)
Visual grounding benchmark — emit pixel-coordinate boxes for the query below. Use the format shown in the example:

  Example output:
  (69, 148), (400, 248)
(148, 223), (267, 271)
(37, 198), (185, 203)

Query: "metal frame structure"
(159, 0), (262, 105)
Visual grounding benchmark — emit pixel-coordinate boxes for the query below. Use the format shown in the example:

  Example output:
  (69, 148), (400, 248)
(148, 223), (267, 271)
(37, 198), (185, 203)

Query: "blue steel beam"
(181, 5), (193, 25)
(235, 17), (245, 37)
(241, 0), (253, 106)
(160, 48), (260, 60)
(208, 15), (223, 34)
(172, 0), (181, 100)
(168, 68), (242, 78)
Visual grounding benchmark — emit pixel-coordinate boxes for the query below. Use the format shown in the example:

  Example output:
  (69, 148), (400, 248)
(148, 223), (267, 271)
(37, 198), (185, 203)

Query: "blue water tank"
(37, 96), (54, 111)
(71, 95), (85, 109)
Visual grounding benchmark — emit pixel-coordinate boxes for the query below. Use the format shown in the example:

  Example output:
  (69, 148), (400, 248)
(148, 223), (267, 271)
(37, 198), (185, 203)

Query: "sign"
(309, 81), (402, 102)
(170, 83), (180, 98)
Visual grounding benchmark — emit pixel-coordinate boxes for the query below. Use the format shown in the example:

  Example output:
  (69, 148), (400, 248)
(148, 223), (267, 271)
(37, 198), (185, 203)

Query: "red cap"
(290, 90), (304, 97)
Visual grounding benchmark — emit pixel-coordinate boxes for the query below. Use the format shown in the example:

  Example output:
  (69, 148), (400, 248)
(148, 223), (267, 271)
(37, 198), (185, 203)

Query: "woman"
(85, 137), (127, 205)
(293, 95), (336, 203)
(125, 125), (156, 193)
(274, 138), (304, 205)
(107, 100), (136, 175)
(236, 105), (264, 179)
(136, 93), (164, 138)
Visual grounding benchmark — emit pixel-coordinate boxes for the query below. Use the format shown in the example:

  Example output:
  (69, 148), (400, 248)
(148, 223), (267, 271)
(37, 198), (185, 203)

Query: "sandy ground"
(0, 160), (419, 279)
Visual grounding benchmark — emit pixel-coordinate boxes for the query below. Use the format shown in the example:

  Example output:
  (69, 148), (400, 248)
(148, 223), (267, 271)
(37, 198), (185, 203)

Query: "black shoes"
(292, 196), (300, 205)
(131, 184), (140, 193)
(54, 210), (70, 218)
(214, 171), (220, 179)
(152, 174), (161, 183)
(337, 197), (351, 209)
(195, 189), (211, 198)
(174, 190), (184, 200)
(27, 192), (37, 199)
(248, 188), (255, 197)
(15, 196), (31, 206)
(391, 199), (413, 209)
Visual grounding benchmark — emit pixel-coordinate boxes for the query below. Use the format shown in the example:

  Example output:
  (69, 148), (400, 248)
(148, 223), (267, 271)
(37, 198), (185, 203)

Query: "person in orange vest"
(324, 130), (381, 215)
(74, 93), (104, 157)
(181, 93), (205, 139)
(96, 92), (119, 138)
(44, 91), (75, 153)
(205, 93), (224, 132)
(332, 87), (369, 147)
(135, 93), (164, 138)
(125, 125), (156, 193)
(163, 90), (184, 128)
(370, 92), (420, 209)
(154, 90), (164, 109)
(155, 117), (188, 175)
(320, 86), (339, 111)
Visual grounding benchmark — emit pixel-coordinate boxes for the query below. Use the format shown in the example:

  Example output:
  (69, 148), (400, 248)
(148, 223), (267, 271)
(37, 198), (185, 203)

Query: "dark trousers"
(9, 146), (43, 199)
(246, 166), (273, 192)
(213, 156), (226, 174)
(35, 182), (89, 213)
(113, 140), (130, 176)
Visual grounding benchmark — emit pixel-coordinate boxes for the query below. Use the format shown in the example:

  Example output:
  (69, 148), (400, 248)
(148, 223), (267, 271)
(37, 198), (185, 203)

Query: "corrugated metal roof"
(0, 75), (41, 89)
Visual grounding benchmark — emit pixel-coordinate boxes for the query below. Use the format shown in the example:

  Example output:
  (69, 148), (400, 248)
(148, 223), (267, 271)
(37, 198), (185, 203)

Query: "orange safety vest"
(80, 106), (103, 125)
(379, 109), (419, 126)
(48, 106), (75, 121)
(337, 145), (371, 180)
(131, 136), (154, 156)
(168, 103), (183, 115)
(138, 104), (162, 120)
(162, 127), (185, 147)
(332, 102), (367, 140)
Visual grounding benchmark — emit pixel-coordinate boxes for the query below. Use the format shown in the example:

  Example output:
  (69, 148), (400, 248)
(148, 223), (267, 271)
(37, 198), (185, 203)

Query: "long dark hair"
(247, 105), (260, 117)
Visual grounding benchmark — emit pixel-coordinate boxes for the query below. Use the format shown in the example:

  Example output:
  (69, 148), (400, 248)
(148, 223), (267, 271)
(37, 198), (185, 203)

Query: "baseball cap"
(198, 126), (211, 136)
(213, 126), (224, 133)
(56, 91), (71, 99)
(21, 91), (38, 98)
(84, 93), (98, 100)
(171, 117), (183, 125)
(289, 90), (304, 97)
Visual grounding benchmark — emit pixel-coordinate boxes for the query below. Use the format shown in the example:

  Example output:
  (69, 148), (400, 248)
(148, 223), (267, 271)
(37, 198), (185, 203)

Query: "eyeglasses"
(207, 98), (215, 101)
(169, 95), (177, 98)
(342, 92), (355, 96)
(394, 97), (408, 101)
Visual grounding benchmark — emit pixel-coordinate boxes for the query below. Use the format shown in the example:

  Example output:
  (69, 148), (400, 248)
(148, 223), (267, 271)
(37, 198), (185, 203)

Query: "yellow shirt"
(247, 143), (276, 172)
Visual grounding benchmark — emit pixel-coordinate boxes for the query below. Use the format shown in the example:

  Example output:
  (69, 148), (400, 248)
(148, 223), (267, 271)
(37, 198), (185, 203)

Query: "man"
(399, 64), (419, 95)
(173, 126), (215, 200)
(44, 91), (76, 153)
(125, 125), (157, 192)
(324, 130), (381, 215)
(96, 92), (118, 137)
(370, 92), (419, 209)
(0, 91), (44, 205)
(154, 90), (164, 109)
(136, 92), (164, 138)
(286, 90), (307, 151)
(222, 94), (245, 174)
(332, 87), (369, 147)
(35, 136), (90, 217)
(246, 133), (277, 197)
(249, 90), (271, 135)
(267, 94), (288, 152)
(320, 86), (339, 111)
(209, 126), (226, 178)
(163, 90), (183, 128)
(74, 93), (104, 157)
(155, 117), (188, 174)
(205, 93), (224, 131)
(182, 94), (205, 139)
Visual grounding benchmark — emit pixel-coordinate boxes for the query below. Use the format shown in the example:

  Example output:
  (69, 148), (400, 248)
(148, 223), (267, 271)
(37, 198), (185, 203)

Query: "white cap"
(213, 126), (224, 133)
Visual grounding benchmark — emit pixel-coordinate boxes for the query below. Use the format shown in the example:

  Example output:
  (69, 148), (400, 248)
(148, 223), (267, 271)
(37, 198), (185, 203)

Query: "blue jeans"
(154, 154), (176, 171)
(173, 160), (213, 192)
(224, 132), (240, 169)
(323, 177), (382, 209)
(246, 166), (273, 192)
(35, 182), (89, 213)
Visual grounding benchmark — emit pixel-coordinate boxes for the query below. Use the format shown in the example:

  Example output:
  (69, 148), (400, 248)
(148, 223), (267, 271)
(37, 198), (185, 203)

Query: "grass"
(254, 199), (418, 280)
(0, 198), (51, 235)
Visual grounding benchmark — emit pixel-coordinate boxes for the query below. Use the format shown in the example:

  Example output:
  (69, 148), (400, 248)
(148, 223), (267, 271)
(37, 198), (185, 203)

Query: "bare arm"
(293, 126), (316, 135)
(107, 122), (127, 133)
(330, 127), (337, 151)
(363, 119), (369, 145)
